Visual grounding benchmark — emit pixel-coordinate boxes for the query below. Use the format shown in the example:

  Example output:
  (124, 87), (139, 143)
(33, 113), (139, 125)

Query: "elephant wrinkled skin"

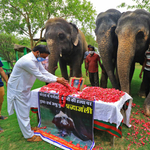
(95, 9), (121, 89)
(45, 18), (87, 80)
(116, 9), (150, 116)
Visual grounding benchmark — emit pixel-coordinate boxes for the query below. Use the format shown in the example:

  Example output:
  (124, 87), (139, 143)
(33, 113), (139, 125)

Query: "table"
(30, 88), (132, 139)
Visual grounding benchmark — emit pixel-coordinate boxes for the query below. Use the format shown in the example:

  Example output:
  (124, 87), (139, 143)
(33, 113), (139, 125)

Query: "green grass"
(0, 63), (149, 150)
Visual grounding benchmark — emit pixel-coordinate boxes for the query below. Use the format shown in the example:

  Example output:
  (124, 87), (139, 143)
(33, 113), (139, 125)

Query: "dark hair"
(88, 44), (92, 48)
(33, 45), (50, 54)
(90, 46), (95, 51)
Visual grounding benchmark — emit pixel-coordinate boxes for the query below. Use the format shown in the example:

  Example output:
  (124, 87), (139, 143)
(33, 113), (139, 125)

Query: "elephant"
(116, 9), (150, 94)
(44, 18), (87, 80)
(115, 9), (150, 115)
(95, 9), (122, 89)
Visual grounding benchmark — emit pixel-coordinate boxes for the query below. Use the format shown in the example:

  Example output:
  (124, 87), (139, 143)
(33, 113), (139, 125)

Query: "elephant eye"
(136, 31), (145, 43)
(136, 31), (144, 39)
(58, 33), (65, 40)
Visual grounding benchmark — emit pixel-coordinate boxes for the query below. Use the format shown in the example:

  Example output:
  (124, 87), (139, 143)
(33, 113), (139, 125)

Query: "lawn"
(0, 63), (150, 150)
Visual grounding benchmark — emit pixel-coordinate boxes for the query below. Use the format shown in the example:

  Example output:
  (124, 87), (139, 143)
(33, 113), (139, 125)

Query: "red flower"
(79, 87), (125, 103)
(40, 83), (125, 107)
(84, 145), (88, 150)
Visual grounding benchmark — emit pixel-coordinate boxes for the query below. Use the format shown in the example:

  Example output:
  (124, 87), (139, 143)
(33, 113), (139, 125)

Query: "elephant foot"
(138, 92), (146, 99)
(141, 95), (146, 99)
(143, 105), (150, 116)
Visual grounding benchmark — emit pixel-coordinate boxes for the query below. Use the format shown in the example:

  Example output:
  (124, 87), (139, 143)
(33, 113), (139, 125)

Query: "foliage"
(0, 0), (96, 50)
(0, 33), (15, 68)
(118, 0), (150, 12)
(0, 33), (32, 68)
(81, 27), (98, 49)
(15, 36), (31, 48)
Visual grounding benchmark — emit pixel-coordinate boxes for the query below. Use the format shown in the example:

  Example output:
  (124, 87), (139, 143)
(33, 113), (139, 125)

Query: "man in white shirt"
(7, 45), (68, 142)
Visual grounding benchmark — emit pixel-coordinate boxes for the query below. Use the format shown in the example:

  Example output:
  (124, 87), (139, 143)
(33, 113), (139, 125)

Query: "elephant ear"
(69, 22), (79, 46)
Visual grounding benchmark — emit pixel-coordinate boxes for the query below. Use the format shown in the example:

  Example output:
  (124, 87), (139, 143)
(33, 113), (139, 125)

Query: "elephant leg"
(130, 62), (135, 83)
(100, 69), (108, 88)
(69, 66), (73, 78)
(71, 60), (82, 78)
(143, 92), (150, 116)
(128, 62), (135, 95)
(115, 68), (121, 90)
(138, 79), (146, 98)
(59, 58), (69, 80)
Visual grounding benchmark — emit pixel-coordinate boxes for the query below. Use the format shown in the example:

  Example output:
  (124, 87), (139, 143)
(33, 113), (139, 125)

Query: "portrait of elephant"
(44, 18), (87, 80)
(115, 9), (150, 115)
(95, 9), (122, 89)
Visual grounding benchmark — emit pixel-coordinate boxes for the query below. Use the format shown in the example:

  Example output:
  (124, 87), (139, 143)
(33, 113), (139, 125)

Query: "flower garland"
(40, 83), (78, 108)
(71, 78), (75, 87)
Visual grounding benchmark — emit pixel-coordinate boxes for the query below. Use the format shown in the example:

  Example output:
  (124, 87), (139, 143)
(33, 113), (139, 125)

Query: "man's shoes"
(0, 116), (8, 120)
(27, 135), (42, 142)
(0, 126), (3, 133)
(31, 127), (40, 131)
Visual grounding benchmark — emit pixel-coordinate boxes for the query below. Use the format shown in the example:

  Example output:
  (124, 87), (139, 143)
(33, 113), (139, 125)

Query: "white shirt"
(7, 52), (57, 115)
(145, 49), (150, 71)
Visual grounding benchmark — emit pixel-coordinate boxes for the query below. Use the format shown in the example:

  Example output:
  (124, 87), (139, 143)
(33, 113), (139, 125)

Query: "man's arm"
(98, 56), (102, 68)
(0, 67), (8, 86)
(98, 59), (102, 68)
(98, 56), (105, 74)
(85, 57), (89, 76)
(23, 61), (68, 86)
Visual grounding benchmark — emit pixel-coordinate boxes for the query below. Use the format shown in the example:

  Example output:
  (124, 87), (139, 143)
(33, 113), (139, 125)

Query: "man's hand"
(86, 71), (88, 76)
(56, 77), (68, 86)
(102, 69), (105, 74)
(139, 72), (142, 79)
(53, 66), (58, 71)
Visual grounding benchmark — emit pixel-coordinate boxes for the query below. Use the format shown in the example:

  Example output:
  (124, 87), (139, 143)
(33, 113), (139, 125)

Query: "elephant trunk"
(47, 39), (59, 75)
(97, 28), (119, 89)
(117, 32), (136, 94)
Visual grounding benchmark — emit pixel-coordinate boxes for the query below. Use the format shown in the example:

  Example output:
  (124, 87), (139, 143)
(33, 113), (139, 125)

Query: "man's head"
(88, 45), (91, 51)
(90, 46), (95, 51)
(33, 45), (50, 58)
(89, 46), (95, 55)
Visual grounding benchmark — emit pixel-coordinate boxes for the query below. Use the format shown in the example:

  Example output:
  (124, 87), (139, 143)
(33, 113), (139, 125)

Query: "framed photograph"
(69, 77), (85, 91)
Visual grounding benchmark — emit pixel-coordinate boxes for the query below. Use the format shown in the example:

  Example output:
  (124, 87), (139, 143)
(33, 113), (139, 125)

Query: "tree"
(0, 0), (96, 50)
(81, 27), (98, 48)
(118, 0), (150, 11)
(0, 33), (15, 68)
(15, 36), (31, 48)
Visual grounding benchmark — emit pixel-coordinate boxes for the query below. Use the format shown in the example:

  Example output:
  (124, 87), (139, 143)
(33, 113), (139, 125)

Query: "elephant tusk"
(60, 49), (62, 57)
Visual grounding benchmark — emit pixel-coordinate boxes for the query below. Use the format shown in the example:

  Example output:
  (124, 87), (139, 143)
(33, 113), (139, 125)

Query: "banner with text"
(35, 92), (95, 150)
